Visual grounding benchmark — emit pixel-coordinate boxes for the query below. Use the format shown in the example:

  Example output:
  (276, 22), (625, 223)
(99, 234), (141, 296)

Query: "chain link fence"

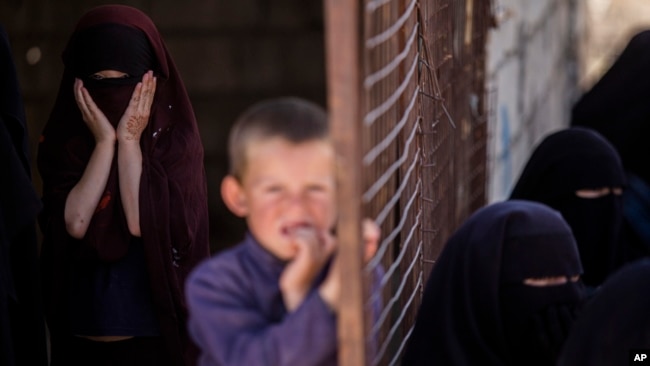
(325, 0), (492, 364)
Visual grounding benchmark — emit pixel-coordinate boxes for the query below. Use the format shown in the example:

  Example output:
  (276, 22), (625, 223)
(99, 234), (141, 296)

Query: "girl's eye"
(89, 73), (130, 80)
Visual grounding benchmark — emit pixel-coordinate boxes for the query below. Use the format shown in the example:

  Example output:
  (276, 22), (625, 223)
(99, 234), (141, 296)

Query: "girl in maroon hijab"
(37, 5), (209, 366)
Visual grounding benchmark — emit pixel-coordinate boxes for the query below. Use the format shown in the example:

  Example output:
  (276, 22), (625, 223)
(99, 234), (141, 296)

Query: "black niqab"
(557, 259), (650, 366)
(68, 23), (154, 83)
(401, 201), (584, 366)
(510, 128), (625, 287)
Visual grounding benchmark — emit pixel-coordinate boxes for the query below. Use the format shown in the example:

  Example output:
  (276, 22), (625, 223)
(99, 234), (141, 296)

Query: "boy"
(185, 97), (380, 366)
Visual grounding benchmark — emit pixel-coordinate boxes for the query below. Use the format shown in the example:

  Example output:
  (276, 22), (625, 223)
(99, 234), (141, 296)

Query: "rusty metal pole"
(324, 0), (367, 365)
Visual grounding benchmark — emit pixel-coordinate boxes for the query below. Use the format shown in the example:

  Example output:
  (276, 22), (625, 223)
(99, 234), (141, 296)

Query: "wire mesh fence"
(325, 0), (492, 365)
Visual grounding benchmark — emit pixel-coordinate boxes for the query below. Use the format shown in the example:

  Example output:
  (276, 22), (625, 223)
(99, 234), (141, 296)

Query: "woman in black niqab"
(557, 259), (650, 366)
(401, 201), (585, 366)
(571, 30), (650, 263)
(510, 128), (625, 288)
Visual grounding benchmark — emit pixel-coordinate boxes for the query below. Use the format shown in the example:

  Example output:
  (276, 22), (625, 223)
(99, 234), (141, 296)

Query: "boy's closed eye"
(265, 186), (283, 193)
(306, 184), (327, 193)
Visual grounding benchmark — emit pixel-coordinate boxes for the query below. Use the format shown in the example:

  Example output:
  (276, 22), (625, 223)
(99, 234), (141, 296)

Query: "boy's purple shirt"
(185, 233), (338, 366)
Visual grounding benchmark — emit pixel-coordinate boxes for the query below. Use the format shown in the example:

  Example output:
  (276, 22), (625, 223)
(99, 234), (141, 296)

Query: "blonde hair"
(227, 97), (329, 180)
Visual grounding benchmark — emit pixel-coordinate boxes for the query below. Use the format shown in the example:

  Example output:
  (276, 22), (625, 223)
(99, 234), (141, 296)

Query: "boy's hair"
(228, 97), (329, 180)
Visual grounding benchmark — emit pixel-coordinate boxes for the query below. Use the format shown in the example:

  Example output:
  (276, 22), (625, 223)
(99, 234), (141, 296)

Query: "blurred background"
(2, 0), (650, 251)
(3, 1), (650, 364)
(1, 0), (328, 252)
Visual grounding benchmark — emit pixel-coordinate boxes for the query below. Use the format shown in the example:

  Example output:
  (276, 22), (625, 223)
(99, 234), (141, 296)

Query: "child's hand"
(279, 227), (336, 312)
(362, 218), (380, 262)
(74, 78), (115, 144)
(117, 71), (156, 142)
(319, 218), (381, 311)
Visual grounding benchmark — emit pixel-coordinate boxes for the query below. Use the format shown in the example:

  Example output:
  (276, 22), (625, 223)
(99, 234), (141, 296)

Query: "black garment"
(621, 173), (650, 260)
(571, 30), (650, 185)
(401, 201), (585, 366)
(68, 23), (154, 81)
(557, 259), (650, 366)
(571, 31), (650, 265)
(0, 25), (48, 366)
(51, 335), (173, 366)
(70, 237), (159, 336)
(510, 128), (625, 287)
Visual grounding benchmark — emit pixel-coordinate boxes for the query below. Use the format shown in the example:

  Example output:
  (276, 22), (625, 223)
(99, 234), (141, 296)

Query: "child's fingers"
(81, 88), (104, 122)
(290, 227), (336, 263)
(139, 71), (155, 115)
(362, 218), (381, 243)
(362, 218), (380, 262)
(290, 228), (320, 256)
(74, 79), (90, 118)
(136, 72), (149, 113)
(320, 229), (337, 256)
(129, 82), (143, 113)
(81, 87), (101, 116)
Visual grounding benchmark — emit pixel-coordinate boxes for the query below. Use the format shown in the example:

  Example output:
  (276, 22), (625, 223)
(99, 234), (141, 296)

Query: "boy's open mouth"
(280, 222), (313, 236)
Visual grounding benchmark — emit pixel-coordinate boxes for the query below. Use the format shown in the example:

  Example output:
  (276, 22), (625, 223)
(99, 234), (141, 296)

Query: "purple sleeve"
(186, 260), (337, 366)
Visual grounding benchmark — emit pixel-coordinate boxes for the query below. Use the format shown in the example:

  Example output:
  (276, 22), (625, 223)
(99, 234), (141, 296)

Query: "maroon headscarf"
(37, 5), (209, 365)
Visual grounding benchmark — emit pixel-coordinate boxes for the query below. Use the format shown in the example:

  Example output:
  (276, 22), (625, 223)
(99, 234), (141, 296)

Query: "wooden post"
(324, 0), (367, 365)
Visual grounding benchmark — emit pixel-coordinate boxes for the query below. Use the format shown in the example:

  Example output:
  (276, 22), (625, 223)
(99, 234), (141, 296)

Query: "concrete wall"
(580, 0), (650, 90)
(485, 0), (584, 201)
(0, 0), (325, 252)
(486, 0), (650, 202)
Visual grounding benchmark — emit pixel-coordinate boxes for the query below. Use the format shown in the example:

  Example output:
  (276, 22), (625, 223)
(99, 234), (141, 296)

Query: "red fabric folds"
(37, 5), (209, 365)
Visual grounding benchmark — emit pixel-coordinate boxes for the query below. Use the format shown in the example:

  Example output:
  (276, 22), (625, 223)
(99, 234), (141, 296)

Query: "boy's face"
(224, 137), (337, 260)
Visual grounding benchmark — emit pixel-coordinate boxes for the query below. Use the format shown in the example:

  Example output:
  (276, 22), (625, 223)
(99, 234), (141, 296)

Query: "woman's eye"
(90, 74), (104, 80)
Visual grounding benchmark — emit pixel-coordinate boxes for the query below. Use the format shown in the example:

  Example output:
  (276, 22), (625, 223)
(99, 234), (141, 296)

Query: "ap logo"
(630, 350), (650, 365)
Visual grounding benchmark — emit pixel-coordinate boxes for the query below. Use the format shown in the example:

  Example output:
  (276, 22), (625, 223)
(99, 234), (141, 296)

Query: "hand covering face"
(37, 6), (209, 365)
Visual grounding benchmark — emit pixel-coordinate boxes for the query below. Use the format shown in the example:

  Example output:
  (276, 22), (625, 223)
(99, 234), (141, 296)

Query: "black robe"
(510, 128), (625, 288)
(0, 24), (48, 366)
(558, 259), (650, 366)
(571, 31), (650, 263)
(402, 201), (585, 365)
